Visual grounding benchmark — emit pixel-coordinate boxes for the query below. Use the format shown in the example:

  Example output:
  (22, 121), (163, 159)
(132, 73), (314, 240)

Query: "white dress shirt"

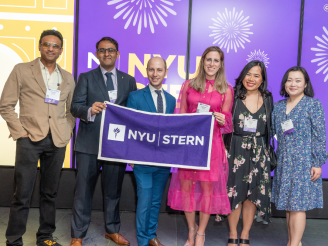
(149, 84), (166, 113)
(88, 66), (118, 121)
(39, 58), (63, 90)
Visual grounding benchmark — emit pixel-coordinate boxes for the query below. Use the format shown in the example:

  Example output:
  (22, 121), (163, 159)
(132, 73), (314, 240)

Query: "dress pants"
(6, 133), (66, 246)
(133, 165), (170, 246)
(71, 151), (126, 238)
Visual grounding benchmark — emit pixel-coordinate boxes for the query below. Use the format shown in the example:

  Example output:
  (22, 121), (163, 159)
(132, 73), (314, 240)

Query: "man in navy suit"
(127, 57), (176, 246)
(70, 37), (137, 246)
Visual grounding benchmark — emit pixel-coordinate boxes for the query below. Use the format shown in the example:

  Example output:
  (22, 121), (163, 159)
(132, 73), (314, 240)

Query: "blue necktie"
(155, 90), (163, 113)
(105, 72), (114, 91)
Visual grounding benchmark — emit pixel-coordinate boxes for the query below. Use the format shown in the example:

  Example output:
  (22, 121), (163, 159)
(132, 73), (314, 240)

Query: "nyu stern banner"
(98, 103), (214, 170)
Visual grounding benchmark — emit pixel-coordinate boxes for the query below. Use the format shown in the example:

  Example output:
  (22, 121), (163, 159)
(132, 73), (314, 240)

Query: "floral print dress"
(227, 99), (272, 222)
(271, 96), (328, 211)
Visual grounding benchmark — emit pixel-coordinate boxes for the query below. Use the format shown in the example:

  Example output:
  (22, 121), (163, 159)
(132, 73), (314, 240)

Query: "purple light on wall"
(301, 0), (328, 178)
(189, 0), (301, 176)
(189, 0), (300, 97)
(77, 0), (189, 170)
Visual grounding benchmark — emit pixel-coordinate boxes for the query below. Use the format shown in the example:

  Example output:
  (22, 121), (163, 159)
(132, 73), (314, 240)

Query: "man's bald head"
(146, 57), (168, 90)
(147, 57), (167, 71)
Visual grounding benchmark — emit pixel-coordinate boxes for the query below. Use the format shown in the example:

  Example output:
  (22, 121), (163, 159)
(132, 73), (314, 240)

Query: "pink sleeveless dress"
(167, 79), (234, 214)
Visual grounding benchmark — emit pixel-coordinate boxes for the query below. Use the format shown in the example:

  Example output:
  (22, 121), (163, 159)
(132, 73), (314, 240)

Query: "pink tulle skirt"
(167, 128), (231, 214)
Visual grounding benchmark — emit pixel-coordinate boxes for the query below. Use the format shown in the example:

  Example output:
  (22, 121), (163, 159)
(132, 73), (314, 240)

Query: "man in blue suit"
(70, 37), (137, 246)
(127, 57), (176, 246)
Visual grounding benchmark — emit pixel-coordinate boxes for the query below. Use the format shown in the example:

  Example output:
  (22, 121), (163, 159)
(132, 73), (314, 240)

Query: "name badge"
(45, 89), (60, 105)
(196, 102), (210, 113)
(243, 118), (258, 132)
(281, 119), (294, 135)
(108, 90), (118, 101)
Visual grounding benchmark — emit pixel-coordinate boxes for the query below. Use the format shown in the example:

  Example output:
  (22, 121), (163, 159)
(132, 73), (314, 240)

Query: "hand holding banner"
(98, 103), (215, 170)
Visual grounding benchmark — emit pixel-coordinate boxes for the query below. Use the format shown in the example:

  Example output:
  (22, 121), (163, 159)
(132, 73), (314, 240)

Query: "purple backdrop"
(77, 0), (328, 177)
(189, 0), (300, 98)
(189, 0), (302, 177)
(301, 0), (328, 178)
(78, 0), (189, 170)
(78, 0), (189, 96)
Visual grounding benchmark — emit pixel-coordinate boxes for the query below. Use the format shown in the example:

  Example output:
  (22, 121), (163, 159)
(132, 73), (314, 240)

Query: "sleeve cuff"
(312, 158), (325, 168)
(87, 107), (96, 122)
(12, 129), (28, 141)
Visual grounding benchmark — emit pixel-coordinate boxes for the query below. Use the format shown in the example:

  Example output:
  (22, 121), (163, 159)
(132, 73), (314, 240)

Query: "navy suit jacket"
(71, 66), (137, 155)
(126, 85), (176, 114)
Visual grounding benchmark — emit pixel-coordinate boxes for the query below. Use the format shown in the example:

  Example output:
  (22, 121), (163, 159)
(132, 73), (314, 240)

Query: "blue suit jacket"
(126, 85), (176, 114)
(71, 66), (137, 155)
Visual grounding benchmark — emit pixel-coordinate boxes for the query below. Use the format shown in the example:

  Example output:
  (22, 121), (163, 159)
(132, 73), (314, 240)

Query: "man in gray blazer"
(70, 37), (137, 246)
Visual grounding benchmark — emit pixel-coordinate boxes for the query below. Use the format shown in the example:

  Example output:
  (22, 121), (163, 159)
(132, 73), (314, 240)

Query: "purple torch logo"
(113, 128), (120, 138)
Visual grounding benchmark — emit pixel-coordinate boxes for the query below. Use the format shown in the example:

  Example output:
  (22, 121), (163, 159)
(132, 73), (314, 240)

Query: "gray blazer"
(71, 66), (137, 155)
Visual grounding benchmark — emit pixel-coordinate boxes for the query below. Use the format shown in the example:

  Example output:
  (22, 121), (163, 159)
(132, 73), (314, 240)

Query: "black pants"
(6, 134), (66, 246)
(71, 152), (126, 238)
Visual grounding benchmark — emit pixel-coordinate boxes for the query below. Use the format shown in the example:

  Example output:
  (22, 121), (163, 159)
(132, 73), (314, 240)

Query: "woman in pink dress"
(167, 46), (234, 246)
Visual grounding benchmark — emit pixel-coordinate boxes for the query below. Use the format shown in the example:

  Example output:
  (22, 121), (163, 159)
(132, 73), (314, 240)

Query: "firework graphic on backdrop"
(107, 0), (179, 35)
(311, 26), (328, 82)
(246, 50), (269, 68)
(209, 8), (253, 53)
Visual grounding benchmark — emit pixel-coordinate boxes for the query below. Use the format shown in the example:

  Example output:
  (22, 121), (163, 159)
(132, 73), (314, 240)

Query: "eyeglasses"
(97, 48), (117, 54)
(40, 42), (61, 50)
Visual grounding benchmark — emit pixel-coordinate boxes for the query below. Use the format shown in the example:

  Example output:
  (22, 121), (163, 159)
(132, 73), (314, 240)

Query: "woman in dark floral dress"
(226, 61), (274, 246)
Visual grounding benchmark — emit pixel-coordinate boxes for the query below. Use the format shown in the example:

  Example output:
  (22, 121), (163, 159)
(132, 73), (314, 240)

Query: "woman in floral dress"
(226, 61), (274, 246)
(167, 46), (234, 246)
(271, 67), (327, 246)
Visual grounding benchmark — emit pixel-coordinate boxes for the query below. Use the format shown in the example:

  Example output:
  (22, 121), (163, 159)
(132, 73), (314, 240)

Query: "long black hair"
(280, 66), (314, 98)
(234, 60), (272, 99)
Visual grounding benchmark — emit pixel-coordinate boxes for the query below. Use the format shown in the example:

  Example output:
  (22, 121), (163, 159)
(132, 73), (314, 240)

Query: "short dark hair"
(96, 37), (119, 51)
(280, 66), (314, 98)
(234, 60), (272, 100)
(147, 57), (167, 71)
(39, 29), (64, 48)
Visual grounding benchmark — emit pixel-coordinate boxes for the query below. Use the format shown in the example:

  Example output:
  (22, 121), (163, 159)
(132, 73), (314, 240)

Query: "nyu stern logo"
(108, 124), (126, 142)
(114, 128), (120, 138)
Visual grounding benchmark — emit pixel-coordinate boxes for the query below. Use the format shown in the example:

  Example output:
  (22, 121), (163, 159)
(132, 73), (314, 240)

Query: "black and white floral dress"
(227, 99), (272, 222)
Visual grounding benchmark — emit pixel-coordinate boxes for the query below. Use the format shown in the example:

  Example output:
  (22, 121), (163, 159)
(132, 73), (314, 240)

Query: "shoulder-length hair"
(234, 60), (272, 100)
(189, 46), (228, 94)
(280, 66), (314, 98)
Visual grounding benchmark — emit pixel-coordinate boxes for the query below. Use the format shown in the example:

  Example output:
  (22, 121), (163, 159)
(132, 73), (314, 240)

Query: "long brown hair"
(189, 46), (228, 94)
